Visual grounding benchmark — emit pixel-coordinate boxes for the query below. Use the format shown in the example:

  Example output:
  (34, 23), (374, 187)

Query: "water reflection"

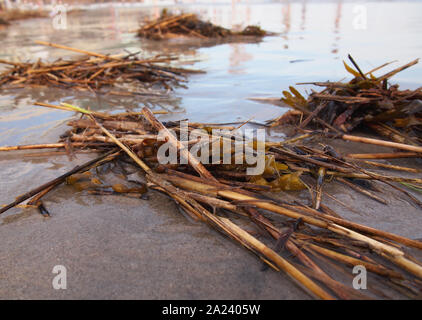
(332, 0), (342, 55)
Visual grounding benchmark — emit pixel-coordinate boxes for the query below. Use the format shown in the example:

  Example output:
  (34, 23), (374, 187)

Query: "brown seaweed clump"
(138, 12), (268, 40)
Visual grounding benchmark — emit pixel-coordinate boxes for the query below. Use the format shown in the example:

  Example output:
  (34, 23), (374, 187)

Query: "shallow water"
(1, 0), (422, 299)
(1, 0), (422, 143)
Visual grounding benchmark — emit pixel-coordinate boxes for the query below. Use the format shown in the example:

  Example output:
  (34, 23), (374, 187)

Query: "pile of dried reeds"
(1, 102), (422, 299)
(138, 12), (268, 40)
(0, 9), (48, 25)
(0, 41), (201, 94)
(271, 56), (422, 145)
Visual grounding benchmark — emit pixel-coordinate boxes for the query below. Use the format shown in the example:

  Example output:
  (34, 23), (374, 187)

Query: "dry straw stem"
(138, 12), (268, 40)
(84, 114), (206, 222)
(70, 133), (157, 145)
(34, 102), (113, 119)
(336, 177), (387, 205)
(275, 58), (422, 152)
(300, 241), (403, 279)
(35, 40), (122, 60)
(244, 207), (367, 299)
(0, 42), (194, 94)
(4, 101), (422, 298)
(339, 134), (422, 154)
(142, 13), (195, 31)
